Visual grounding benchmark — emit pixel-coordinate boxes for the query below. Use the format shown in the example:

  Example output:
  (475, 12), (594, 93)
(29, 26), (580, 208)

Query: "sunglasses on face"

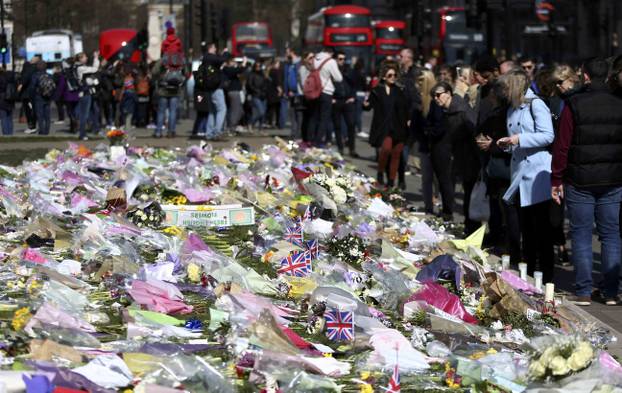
(385, 73), (396, 78)
(555, 79), (566, 85)
(522, 65), (534, 70)
(433, 91), (446, 98)
(337, 57), (345, 61)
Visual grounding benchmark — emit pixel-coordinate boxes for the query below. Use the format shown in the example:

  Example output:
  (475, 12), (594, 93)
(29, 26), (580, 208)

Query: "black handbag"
(486, 156), (511, 180)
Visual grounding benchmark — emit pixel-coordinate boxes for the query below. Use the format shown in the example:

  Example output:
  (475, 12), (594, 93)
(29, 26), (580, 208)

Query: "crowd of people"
(364, 50), (622, 307)
(1, 29), (622, 305)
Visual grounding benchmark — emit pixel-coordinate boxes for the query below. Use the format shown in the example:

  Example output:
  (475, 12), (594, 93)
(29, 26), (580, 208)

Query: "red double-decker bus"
(99, 29), (142, 63)
(231, 22), (275, 59)
(374, 20), (406, 59)
(305, 5), (373, 67)
(427, 7), (486, 64)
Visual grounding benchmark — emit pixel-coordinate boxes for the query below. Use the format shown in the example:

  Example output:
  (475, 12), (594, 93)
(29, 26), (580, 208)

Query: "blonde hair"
(553, 64), (579, 84)
(418, 69), (436, 117)
(499, 69), (529, 109)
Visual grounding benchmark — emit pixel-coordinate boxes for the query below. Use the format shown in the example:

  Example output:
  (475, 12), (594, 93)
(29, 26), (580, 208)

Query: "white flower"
(331, 186), (347, 204)
(567, 342), (594, 371)
(529, 359), (547, 378)
(540, 346), (559, 366)
(491, 320), (503, 330)
(549, 355), (571, 376)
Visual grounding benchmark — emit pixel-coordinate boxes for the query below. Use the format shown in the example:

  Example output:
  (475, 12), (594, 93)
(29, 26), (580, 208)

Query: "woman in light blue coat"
(497, 69), (555, 283)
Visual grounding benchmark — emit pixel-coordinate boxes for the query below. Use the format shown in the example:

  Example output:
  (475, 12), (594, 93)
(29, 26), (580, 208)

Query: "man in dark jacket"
(551, 57), (622, 306)
(29, 60), (53, 135)
(202, 43), (228, 140)
(20, 56), (40, 133)
(332, 52), (357, 157)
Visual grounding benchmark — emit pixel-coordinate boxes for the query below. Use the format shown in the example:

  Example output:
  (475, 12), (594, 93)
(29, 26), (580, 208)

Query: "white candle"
(533, 271), (543, 291)
(518, 262), (527, 280)
(545, 283), (555, 302)
(501, 255), (510, 270)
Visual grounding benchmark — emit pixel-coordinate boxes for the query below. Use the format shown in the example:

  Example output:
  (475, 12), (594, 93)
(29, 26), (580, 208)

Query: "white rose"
(540, 346), (559, 366)
(331, 186), (347, 204)
(549, 355), (571, 376)
(529, 359), (547, 378)
(567, 342), (594, 371)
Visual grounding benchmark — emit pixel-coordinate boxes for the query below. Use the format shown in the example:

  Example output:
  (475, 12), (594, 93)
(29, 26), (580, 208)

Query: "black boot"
(387, 179), (395, 188)
(377, 171), (384, 185)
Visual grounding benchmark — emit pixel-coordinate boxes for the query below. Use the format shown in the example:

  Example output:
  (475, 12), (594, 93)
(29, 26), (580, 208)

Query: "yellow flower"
(187, 263), (201, 283)
(11, 307), (32, 331)
(359, 383), (373, 393)
(529, 359), (547, 378)
(162, 226), (183, 237)
(567, 342), (594, 371)
(262, 251), (274, 263)
(549, 355), (571, 376)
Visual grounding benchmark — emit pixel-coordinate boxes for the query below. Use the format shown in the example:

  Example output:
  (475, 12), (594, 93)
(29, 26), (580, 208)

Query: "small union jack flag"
(277, 251), (312, 277)
(305, 239), (320, 259)
(386, 346), (401, 393)
(302, 205), (312, 222)
(325, 309), (354, 341)
(284, 220), (304, 247)
(387, 362), (401, 392)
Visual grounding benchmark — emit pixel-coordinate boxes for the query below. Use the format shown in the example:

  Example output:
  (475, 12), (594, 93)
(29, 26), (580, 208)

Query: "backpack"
(4, 73), (18, 102)
(194, 62), (221, 91)
(37, 73), (56, 98)
(64, 65), (81, 92)
(160, 69), (185, 92)
(161, 52), (184, 69)
(303, 57), (331, 100)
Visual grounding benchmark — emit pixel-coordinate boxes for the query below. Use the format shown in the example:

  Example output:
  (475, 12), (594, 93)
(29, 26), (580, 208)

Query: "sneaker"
(54, 120), (65, 125)
(605, 298), (618, 306)
(357, 131), (369, 139)
(196, 132), (206, 137)
(24, 128), (38, 134)
(147, 124), (157, 129)
(79, 136), (89, 141)
(567, 295), (591, 306)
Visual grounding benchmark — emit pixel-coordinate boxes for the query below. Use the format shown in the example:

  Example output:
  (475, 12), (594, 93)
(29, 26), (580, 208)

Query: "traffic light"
(0, 33), (8, 54)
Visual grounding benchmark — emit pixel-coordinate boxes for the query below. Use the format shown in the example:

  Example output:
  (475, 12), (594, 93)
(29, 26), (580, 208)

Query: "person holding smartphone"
(497, 69), (555, 283)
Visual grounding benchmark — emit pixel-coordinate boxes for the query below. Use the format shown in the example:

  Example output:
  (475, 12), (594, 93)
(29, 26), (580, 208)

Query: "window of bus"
(377, 27), (402, 40)
(325, 14), (370, 28)
(235, 24), (269, 41)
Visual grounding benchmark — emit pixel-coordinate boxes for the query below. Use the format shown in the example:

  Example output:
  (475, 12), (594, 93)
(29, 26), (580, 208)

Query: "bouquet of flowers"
(304, 172), (354, 204)
(106, 129), (126, 146)
(126, 202), (165, 228)
(326, 234), (367, 269)
(528, 336), (595, 380)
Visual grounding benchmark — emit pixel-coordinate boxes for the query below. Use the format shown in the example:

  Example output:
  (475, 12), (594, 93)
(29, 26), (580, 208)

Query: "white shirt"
(313, 52), (342, 96)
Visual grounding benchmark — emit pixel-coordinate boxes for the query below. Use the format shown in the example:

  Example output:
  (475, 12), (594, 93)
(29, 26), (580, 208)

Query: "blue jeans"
(279, 97), (289, 129)
(206, 89), (227, 138)
(34, 97), (51, 135)
(250, 97), (267, 128)
(566, 184), (622, 298)
(156, 96), (179, 136)
(77, 94), (92, 139)
(0, 108), (13, 135)
(120, 92), (136, 128)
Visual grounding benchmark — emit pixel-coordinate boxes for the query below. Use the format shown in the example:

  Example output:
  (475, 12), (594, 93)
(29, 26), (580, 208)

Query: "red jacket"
(161, 34), (182, 55)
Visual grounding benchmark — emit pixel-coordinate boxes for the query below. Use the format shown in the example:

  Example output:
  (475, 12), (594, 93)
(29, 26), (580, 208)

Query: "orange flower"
(106, 129), (126, 138)
(77, 145), (92, 157)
